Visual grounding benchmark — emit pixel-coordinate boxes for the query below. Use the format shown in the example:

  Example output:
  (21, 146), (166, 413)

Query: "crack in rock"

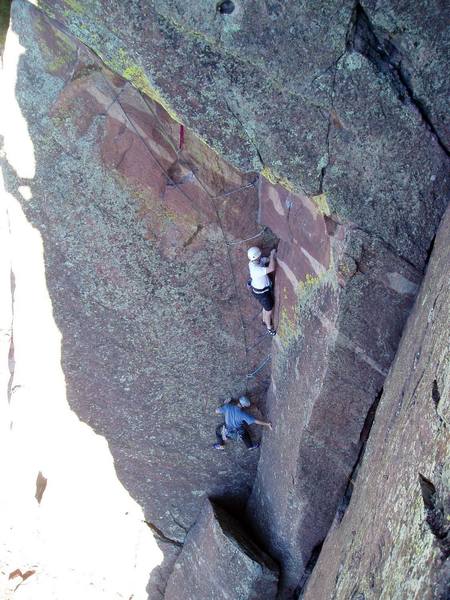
(224, 99), (265, 167)
(144, 520), (184, 548)
(347, 2), (449, 156)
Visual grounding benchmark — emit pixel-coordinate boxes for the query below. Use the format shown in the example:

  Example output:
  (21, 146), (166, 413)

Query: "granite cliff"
(0, 1), (448, 599)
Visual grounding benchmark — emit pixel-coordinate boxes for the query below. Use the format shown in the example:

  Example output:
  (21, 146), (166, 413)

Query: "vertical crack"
(318, 64), (339, 194)
(335, 387), (383, 524)
(224, 99), (265, 167)
(144, 520), (184, 547)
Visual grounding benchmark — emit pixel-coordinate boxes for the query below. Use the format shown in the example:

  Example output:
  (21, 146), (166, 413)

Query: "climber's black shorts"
(252, 288), (274, 311)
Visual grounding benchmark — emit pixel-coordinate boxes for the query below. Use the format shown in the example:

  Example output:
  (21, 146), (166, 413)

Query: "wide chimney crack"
(346, 2), (449, 157)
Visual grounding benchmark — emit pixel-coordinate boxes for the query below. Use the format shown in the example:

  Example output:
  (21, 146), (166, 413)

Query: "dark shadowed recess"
(0, 0), (11, 54)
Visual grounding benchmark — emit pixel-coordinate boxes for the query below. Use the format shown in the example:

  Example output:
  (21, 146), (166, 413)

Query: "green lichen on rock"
(63, 0), (84, 14)
(261, 166), (296, 194)
(311, 193), (331, 216)
(32, 14), (77, 74)
(102, 47), (183, 124)
(277, 271), (331, 347)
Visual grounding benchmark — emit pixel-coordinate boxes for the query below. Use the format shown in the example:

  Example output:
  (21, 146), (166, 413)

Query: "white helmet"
(247, 246), (261, 261)
(238, 396), (251, 407)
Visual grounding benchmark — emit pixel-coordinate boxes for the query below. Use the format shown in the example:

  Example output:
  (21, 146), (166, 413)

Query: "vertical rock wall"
(1, 1), (449, 598)
(165, 499), (279, 600)
(301, 203), (450, 600)
(247, 177), (423, 595)
(1, 2), (275, 595)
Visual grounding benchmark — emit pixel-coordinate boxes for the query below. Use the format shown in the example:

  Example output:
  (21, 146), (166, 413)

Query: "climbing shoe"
(248, 442), (260, 451)
(267, 328), (276, 336)
(213, 443), (225, 450)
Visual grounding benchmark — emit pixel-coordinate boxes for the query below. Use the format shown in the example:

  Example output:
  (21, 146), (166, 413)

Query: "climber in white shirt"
(247, 246), (277, 335)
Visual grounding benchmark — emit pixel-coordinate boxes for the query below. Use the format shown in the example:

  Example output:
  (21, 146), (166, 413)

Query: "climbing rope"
(225, 226), (267, 246)
(246, 355), (272, 379)
(100, 74), (271, 392)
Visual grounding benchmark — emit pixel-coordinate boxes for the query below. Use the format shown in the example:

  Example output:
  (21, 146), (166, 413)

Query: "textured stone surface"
(2, 2), (449, 599)
(362, 0), (450, 148)
(247, 180), (423, 596)
(1, 2), (275, 595)
(302, 203), (450, 600)
(35, 0), (450, 268)
(324, 50), (448, 267)
(165, 499), (279, 600)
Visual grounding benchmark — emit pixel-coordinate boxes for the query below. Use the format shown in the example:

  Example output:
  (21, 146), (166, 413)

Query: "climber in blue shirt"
(213, 397), (272, 451)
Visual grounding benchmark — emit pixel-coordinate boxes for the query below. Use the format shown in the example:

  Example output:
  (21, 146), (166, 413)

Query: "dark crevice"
(182, 224), (203, 248)
(347, 3), (449, 156)
(418, 474), (450, 556)
(216, 0), (235, 14)
(431, 379), (446, 426)
(419, 473), (436, 510)
(295, 539), (324, 599)
(425, 234), (436, 265)
(144, 520), (184, 548)
(0, 0), (12, 60)
(432, 380), (441, 409)
(336, 388), (383, 523)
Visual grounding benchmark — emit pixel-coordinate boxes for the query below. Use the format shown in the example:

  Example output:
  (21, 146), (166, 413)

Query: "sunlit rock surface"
(302, 203), (450, 600)
(165, 499), (279, 600)
(0, 171), (161, 600)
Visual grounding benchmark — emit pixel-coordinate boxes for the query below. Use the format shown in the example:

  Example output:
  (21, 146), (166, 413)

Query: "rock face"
(1, 1), (275, 595)
(37, 0), (449, 268)
(301, 203), (450, 600)
(165, 499), (279, 600)
(247, 176), (423, 596)
(1, 1), (449, 599)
